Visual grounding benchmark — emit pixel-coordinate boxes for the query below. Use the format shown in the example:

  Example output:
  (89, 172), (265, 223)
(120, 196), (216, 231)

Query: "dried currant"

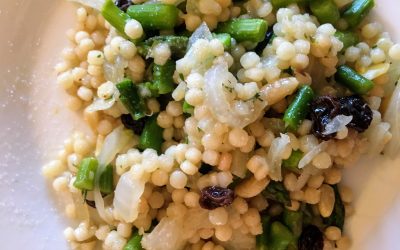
(121, 114), (146, 135)
(115, 0), (132, 11)
(310, 95), (373, 140)
(298, 225), (324, 250)
(199, 186), (234, 210)
(339, 95), (372, 132)
(310, 96), (341, 140)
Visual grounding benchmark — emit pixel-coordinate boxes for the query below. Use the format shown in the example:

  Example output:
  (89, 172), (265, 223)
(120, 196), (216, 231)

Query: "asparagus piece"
(283, 85), (314, 131)
(343, 0), (375, 29)
(127, 4), (179, 30)
(99, 164), (114, 195)
(123, 231), (143, 250)
(101, 0), (131, 38)
(138, 115), (163, 153)
(335, 31), (359, 50)
(216, 19), (268, 43)
(116, 79), (147, 120)
(335, 65), (374, 94)
(73, 157), (98, 191)
(153, 60), (176, 95)
(309, 0), (340, 24)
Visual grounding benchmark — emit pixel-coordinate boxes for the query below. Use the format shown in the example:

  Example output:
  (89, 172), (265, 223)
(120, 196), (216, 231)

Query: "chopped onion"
(204, 63), (266, 128)
(362, 63), (390, 80)
(142, 208), (211, 250)
(298, 141), (329, 169)
(231, 150), (249, 178)
(68, 0), (104, 10)
(266, 133), (291, 181)
(188, 22), (212, 48)
(94, 126), (135, 223)
(104, 56), (128, 84)
(87, 91), (120, 112)
(383, 79), (400, 157)
(113, 171), (145, 223)
(322, 115), (353, 135)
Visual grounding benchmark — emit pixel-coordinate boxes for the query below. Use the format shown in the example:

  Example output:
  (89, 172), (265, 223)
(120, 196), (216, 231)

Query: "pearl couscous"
(44, 0), (400, 249)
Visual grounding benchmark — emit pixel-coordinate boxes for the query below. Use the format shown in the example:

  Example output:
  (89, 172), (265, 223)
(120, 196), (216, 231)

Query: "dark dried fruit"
(121, 114), (146, 135)
(310, 95), (372, 140)
(199, 186), (234, 210)
(115, 0), (132, 11)
(310, 96), (341, 140)
(339, 95), (372, 132)
(298, 225), (324, 250)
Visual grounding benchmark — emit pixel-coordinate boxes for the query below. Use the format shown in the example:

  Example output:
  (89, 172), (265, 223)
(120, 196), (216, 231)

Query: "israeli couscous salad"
(42, 0), (400, 249)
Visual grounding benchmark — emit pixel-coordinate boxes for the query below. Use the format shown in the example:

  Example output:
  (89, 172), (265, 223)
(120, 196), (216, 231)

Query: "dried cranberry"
(298, 225), (324, 250)
(199, 186), (234, 210)
(339, 95), (372, 132)
(310, 96), (341, 140)
(115, 0), (132, 11)
(121, 114), (146, 135)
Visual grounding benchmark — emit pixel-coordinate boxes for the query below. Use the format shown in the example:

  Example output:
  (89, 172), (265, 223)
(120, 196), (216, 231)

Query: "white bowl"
(0, 0), (399, 249)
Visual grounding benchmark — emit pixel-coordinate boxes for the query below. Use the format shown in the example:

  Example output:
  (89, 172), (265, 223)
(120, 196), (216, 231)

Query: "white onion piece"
(142, 208), (210, 250)
(68, 0), (104, 10)
(87, 91), (120, 112)
(384, 79), (400, 157)
(113, 171), (145, 223)
(97, 126), (134, 166)
(322, 115), (353, 135)
(298, 141), (329, 169)
(188, 22), (212, 48)
(231, 150), (249, 178)
(366, 122), (391, 155)
(266, 134), (291, 181)
(204, 63), (266, 128)
(94, 126), (134, 223)
(362, 63), (390, 80)
(104, 56), (127, 84)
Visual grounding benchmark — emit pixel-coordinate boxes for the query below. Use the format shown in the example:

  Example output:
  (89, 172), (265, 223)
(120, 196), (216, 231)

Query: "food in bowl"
(42, 0), (400, 249)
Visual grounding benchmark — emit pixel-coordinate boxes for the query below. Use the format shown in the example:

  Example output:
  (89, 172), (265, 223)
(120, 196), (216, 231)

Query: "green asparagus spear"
(216, 19), (268, 43)
(137, 35), (189, 58)
(153, 60), (175, 95)
(138, 115), (163, 153)
(99, 164), (114, 195)
(123, 231), (143, 250)
(101, 0), (131, 38)
(127, 4), (179, 30)
(116, 79), (147, 120)
(335, 31), (359, 50)
(73, 157), (98, 191)
(283, 85), (314, 131)
(309, 0), (340, 24)
(343, 0), (375, 29)
(335, 65), (374, 94)
(282, 150), (303, 174)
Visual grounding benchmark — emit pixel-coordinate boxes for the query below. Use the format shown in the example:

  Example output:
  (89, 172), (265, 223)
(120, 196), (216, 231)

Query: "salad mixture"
(42, 0), (400, 249)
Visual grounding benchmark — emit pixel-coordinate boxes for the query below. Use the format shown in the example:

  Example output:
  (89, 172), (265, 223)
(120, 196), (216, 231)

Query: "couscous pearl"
(87, 50), (105, 66)
(97, 119), (113, 135)
(157, 111), (174, 128)
(277, 42), (296, 61)
(180, 160), (198, 175)
(202, 150), (220, 166)
(370, 48), (386, 64)
(215, 224), (232, 241)
(325, 226), (342, 241)
(119, 40), (137, 59)
(185, 147), (202, 164)
(198, 228), (214, 239)
(229, 128), (249, 148)
(312, 152), (332, 169)
(170, 170), (188, 189)
(153, 43), (171, 65)
(124, 19), (143, 40)
(151, 169), (169, 186)
(209, 207), (229, 225)
(184, 192), (200, 208)
(240, 52), (260, 69)
(77, 86), (93, 101)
